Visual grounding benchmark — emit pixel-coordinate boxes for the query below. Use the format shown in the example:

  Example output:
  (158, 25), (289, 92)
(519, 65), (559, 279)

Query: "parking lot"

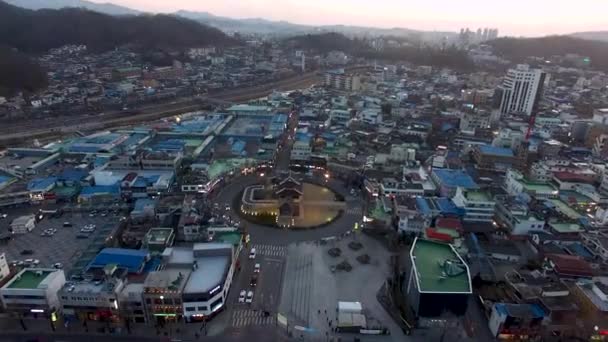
(1, 208), (122, 274)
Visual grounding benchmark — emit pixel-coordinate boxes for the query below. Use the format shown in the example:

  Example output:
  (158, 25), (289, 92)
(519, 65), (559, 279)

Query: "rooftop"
(432, 169), (478, 189)
(410, 238), (471, 294)
(478, 145), (514, 157)
(466, 190), (492, 202)
(6, 269), (54, 289)
(549, 222), (583, 234)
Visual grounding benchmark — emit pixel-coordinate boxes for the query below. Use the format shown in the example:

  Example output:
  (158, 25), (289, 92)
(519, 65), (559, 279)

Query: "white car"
(53, 263), (63, 269)
(249, 248), (256, 260)
(245, 291), (254, 303)
(238, 290), (246, 303)
(254, 263), (261, 273)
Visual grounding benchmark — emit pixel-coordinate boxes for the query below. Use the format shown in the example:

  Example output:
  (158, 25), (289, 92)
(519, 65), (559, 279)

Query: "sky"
(90, 0), (608, 37)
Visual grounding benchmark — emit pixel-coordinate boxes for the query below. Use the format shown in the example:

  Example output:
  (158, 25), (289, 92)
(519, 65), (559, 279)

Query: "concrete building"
(118, 283), (146, 323)
(10, 215), (36, 234)
(452, 187), (495, 223)
(59, 268), (125, 325)
(405, 238), (472, 318)
(488, 303), (545, 340)
(324, 70), (361, 92)
(180, 243), (235, 322)
(499, 64), (547, 116)
(494, 196), (545, 235)
(0, 253), (10, 282)
(1, 268), (66, 318)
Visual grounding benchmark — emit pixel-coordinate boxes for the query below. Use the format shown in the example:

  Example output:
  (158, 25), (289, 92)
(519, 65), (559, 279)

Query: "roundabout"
(213, 173), (363, 245)
(239, 173), (345, 229)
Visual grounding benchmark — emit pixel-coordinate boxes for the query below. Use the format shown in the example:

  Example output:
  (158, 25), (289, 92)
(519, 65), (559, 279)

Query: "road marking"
(265, 257), (283, 263)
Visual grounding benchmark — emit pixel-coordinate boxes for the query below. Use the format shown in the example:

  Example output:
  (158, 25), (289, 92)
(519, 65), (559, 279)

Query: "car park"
(245, 291), (254, 303)
(238, 290), (246, 303)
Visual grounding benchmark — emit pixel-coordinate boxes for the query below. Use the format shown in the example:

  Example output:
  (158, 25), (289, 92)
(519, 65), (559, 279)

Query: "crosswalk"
(252, 244), (286, 257)
(231, 309), (276, 327)
(345, 207), (362, 216)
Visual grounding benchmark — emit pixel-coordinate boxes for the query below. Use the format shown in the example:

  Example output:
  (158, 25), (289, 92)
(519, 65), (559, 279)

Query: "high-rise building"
(499, 64), (547, 116)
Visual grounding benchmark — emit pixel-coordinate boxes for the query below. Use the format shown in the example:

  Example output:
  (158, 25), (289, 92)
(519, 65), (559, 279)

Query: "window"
(185, 307), (195, 312)
(145, 298), (151, 304)
(197, 306), (207, 311)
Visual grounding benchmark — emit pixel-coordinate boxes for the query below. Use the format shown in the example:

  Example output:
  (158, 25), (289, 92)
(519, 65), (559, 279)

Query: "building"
(59, 266), (125, 326)
(488, 303), (545, 340)
(505, 170), (558, 200)
(143, 243), (236, 324)
(87, 248), (151, 275)
(0, 253), (9, 282)
(10, 215), (36, 234)
(325, 70), (361, 91)
(473, 145), (522, 172)
(494, 196), (545, 235)
(431, 169), (479, 197)
(143, 228), (175, 254)
(499, 64), (547, 116)
(118, 283), (146, 323)
(1, 268), (66, 319)
(180, 243), (235, 322)
(291, 134), (312, 161)
(452, 187), (495, 223)
(404, 238), (472, 318)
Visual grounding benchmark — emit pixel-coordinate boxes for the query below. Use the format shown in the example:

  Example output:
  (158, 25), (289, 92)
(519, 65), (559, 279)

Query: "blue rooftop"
(59, 169), (88, 182)
(416, 197), (432, 216)
(27, 177), (57, 191)
(232, 140), (246, 154)
(435, 197), (463, 216)
(0, 175), (12, 186)
(495, 303), (545, 319)
(432, 169), (478, 189)
(80, 184), (120, 197)
(478, 145), (514, 157)
(87, 248), (150, 274)
(134, 198), (157, 211)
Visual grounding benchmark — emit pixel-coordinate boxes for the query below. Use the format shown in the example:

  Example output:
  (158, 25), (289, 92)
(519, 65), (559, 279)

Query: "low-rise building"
(452, 187), (495, 223)
(488, 303), (545, 340)
(1, 268), (66, 319)
(404, 238), (472, 318)
(10, 215), (36, 234)
(494, 196), (545, 235)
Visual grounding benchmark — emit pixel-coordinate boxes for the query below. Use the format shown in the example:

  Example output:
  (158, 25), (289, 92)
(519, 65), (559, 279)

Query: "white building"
(291, 140), (312, 161)
(452, 187), (495, 222)
(10, 215), (36, 234)
(494, 196), (545, 235)
(325, 71), (361, 91)
(359, 109), (383, 125)
(0, 253), (9, 282)
(499, 64), (548, 116)
(1, 268), (66, 318)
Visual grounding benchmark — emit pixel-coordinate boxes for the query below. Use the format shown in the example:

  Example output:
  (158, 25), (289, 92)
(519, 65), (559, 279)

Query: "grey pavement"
(278, 234), (409, 342)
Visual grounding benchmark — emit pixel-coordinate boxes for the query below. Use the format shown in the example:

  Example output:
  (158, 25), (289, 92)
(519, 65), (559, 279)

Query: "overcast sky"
(89, 0), (607, 37)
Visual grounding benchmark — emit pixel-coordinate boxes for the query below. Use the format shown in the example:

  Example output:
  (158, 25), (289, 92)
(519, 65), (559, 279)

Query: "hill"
(0, 1), (237, 53)
(0, 46), (47, 97)
(284, 32), (369, 54)
(4, 0), (140, 15)
(570, 31), (608, 43)
(488, 36), (608, 71)
(284, 33), (474, 71)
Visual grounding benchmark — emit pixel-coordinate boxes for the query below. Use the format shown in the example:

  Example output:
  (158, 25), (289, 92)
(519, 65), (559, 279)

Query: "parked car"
(53, 263), (63, 269)
(20, 249), (34, 255)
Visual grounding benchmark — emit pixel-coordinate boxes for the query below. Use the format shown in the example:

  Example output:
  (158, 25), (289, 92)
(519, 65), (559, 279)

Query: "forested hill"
(0, 1), (238, 53)
(487, 36), (608, 71)
(0, 47), (47, 97)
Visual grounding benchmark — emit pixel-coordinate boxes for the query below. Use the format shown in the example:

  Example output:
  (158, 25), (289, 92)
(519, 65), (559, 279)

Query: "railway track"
(0, 73), (320, 147)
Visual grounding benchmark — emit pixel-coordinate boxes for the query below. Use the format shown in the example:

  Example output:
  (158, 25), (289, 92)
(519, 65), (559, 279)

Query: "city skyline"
(88, 0), (608, 37)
